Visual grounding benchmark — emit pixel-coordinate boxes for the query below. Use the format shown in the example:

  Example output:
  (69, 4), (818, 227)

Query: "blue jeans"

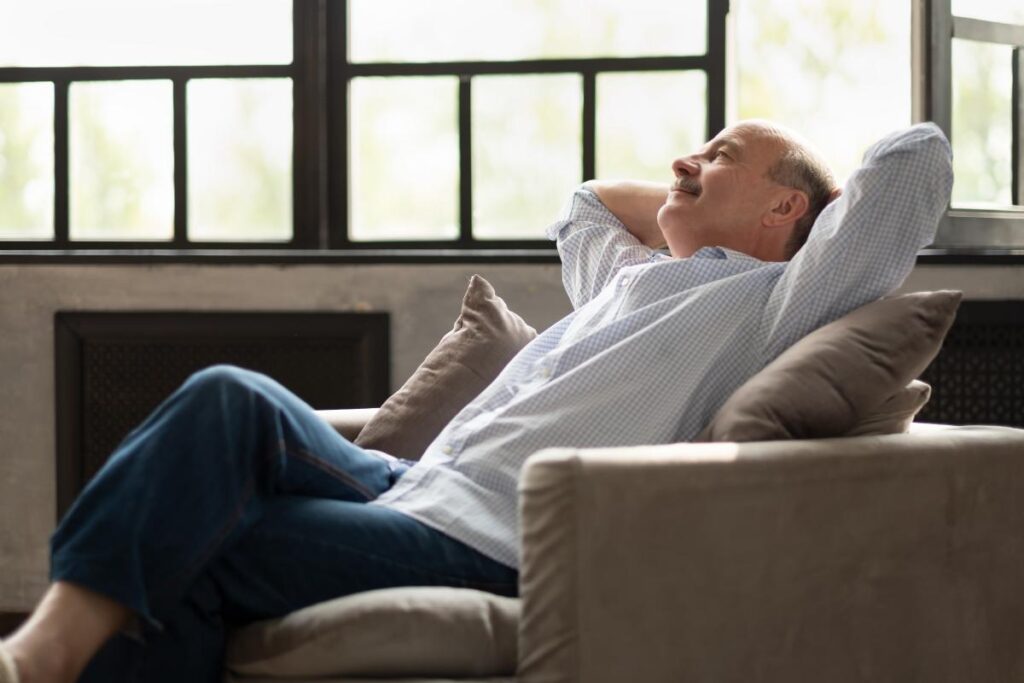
(50, 365), (518, 683)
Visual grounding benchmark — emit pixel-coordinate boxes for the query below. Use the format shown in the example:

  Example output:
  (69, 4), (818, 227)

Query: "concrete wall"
(0, 262), (568, 610)
(0, 261), (1022, 610)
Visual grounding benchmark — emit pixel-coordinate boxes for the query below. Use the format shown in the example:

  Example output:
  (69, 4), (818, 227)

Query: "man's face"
(657, 122), (788, 258)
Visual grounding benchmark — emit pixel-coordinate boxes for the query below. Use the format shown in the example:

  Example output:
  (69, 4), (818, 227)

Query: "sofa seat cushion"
(225, 587), (519, 679)
(226, 677), (516, 683)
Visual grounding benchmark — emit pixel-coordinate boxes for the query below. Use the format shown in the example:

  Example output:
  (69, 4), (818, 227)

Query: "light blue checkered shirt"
(373, 123), (953, 568)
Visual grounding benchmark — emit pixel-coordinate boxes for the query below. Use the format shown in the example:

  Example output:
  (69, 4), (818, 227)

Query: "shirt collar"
(692, 246), (763, 263)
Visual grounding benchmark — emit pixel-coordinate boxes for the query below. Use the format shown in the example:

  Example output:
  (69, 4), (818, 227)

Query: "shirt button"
(619, 276), (630, 286)
(442, 445), (454, 455)
(540, 367), (552, 378)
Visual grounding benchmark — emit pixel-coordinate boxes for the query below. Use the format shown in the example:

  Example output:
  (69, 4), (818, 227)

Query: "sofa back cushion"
(698, 290), (962, 442)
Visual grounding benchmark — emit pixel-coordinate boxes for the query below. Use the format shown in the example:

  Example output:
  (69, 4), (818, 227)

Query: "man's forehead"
(706, 124), (784, 158)
(711, 132), (746, 152)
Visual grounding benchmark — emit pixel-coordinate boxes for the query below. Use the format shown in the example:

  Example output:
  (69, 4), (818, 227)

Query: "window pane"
(597, 72), (706, 182)
(951, 40), (1014, 208)
(188, 79), (292, 242)
(70, 81), (174, 241)
(736, 0), (911, 184)
(0, 0), (290, 67)
(951, 0), (1024, 25)
(0, 83), (54, 239)
(350, 0), (705, 62)
(473, 75), (581, 240)
(350, 77), (459, 241)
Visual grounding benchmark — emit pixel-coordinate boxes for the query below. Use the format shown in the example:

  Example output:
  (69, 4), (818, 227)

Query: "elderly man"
(0, 120), (952, 683)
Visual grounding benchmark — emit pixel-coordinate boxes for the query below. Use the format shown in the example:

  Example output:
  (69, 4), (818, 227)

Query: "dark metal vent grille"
(918, 300), (1024, 427)
(56, 312), (389, 517)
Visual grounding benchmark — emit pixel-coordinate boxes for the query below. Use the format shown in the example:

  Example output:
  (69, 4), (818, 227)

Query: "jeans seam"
(285, 443), (377, 501)
(149, 439), (380, 604)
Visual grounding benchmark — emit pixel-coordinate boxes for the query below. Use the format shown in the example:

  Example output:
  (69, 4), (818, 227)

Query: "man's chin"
(657, 203), (690, 231)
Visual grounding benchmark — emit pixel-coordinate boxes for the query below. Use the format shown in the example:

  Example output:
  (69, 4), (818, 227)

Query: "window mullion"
(1013, 47), (1022, 205)
(706, 0), (728, 139)
(924, 0), (953, 136)
(326, 0), (350, 249)
(952, 16), (1024, 46)
(54, 78), (69, 246)
(293, 0), (325, 249)
(173, 78), (188, 247)
(459, 75), (473, 245)
(582, 71), (596, 181)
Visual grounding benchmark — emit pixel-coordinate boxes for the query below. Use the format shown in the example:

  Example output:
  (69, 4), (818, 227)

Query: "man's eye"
(714, 150), (729, 160)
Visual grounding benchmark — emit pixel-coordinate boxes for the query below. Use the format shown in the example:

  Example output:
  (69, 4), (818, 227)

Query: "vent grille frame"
(54, 311), (389, 519)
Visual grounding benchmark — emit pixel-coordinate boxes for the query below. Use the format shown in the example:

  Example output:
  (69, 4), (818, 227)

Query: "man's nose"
(672, 156), (700, 177)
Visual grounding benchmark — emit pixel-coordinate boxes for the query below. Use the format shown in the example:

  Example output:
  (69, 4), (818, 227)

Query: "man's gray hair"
(768, 145), (836, 260)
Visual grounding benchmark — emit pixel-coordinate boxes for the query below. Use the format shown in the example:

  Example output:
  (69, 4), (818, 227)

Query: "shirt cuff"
(545, 187), (624, 241)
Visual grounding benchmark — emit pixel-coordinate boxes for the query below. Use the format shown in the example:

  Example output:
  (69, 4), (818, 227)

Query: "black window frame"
(0, 0), (727, 261)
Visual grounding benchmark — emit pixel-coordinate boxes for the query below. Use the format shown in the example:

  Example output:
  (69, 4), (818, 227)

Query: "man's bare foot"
(5, 634), (73, 683)
(5, 582), (130, 683)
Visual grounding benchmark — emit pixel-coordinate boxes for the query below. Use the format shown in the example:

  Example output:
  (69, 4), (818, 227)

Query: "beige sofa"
(223, 411), (1024, 683)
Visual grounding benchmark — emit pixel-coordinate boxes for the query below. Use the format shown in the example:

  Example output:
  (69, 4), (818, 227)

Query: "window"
(6, 1), (1015, 259)
(0, 0), (300, 250)
(916, 0), (1024, 249)
(0, 0), (728, 256)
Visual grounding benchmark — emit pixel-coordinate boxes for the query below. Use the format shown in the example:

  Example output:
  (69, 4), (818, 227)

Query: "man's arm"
(760, 123), (954, 361)
(546, 186), (661, 310)
(582, 180), (670, 249)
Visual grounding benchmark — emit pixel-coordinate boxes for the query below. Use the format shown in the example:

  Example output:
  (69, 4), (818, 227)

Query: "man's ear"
(763, 189), (809, 228)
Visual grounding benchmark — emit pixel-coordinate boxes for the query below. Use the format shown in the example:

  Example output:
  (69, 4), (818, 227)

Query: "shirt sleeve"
(546, 187), (657, 309)
(760, 122), (954, 360)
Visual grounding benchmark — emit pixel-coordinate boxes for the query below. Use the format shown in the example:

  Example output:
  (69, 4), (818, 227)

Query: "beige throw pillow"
(355, 275), (537, 460)
(225, 587), (519, 679)
(698, 290), (962, 442)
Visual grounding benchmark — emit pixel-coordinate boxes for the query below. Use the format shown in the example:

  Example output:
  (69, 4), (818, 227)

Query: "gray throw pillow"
(698, 290), (962, 442)
(355, 274), (537, 460)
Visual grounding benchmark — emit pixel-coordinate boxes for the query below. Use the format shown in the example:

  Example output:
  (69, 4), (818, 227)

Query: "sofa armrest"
(517, 427), (1024, 683)
(314, 408), (379, 442)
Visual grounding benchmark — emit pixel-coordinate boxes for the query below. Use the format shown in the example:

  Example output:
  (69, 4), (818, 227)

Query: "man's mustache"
(672, 178), (702, 196)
